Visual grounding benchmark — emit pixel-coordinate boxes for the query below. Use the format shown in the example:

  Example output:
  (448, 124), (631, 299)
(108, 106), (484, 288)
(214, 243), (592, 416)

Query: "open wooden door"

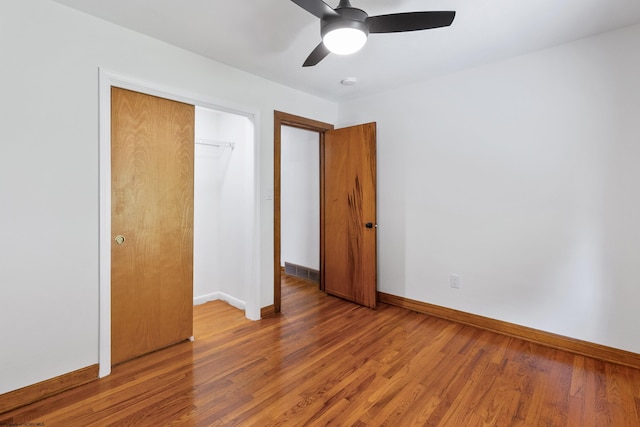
(323, 122), (377, 308)
(111, 87), (194, 365)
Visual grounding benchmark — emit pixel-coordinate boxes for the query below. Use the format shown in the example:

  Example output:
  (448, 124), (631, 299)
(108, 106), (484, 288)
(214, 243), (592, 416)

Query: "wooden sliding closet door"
(111, 87), (194, 365)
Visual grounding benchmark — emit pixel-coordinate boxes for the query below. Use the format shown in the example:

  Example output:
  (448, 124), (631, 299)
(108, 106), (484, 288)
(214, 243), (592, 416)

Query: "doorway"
(280, 125), (321, 286)
(99, 70), (260, 377)
(110, 97), (255, 367)
(273, 111), (378, 313)
(273, 112), (333, 314)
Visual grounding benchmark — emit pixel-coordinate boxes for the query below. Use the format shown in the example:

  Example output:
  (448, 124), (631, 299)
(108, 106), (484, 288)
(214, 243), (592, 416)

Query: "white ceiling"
(52, 0), (640, 102)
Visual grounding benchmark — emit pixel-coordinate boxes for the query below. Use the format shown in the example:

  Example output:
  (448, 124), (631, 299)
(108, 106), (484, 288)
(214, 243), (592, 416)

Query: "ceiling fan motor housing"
(320, 7), (369, 39)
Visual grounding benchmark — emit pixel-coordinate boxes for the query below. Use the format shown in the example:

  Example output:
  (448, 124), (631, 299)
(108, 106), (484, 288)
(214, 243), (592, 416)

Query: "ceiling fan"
(291, 0), (456, 67)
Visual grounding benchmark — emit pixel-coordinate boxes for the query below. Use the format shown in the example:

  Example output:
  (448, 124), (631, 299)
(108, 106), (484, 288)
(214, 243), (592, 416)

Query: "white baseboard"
(194, 292), (246, 311)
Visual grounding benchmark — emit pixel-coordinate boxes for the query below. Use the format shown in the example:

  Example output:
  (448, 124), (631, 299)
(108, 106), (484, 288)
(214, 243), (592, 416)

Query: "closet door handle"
(365, 222), (375, 229)
(114, 235), (126, 245)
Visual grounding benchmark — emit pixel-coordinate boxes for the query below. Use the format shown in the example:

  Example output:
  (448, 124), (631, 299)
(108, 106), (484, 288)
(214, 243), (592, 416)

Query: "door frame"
(273, 111), (334, 314)
(99, 69), (261, 377)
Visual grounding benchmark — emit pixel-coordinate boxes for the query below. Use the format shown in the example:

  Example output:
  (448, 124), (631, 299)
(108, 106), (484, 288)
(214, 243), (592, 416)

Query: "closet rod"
(195, 138), (235, 150)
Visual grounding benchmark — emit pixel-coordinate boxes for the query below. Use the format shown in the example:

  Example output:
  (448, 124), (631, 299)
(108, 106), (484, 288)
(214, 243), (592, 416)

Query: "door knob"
(365, 222), (375, 229)
(114, 235), (126, 245)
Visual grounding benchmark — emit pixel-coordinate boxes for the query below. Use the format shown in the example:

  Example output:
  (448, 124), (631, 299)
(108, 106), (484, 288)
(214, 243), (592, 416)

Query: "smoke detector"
(340, 77), (358, 86)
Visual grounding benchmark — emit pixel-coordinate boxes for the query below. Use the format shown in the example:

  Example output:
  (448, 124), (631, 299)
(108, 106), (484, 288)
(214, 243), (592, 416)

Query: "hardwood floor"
(3, 275), (640, 426)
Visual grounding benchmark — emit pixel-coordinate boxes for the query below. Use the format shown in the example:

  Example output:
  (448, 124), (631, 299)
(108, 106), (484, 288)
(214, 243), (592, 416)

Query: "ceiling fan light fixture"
(323, 27), (367, 55)
(321, 18), (369, 55)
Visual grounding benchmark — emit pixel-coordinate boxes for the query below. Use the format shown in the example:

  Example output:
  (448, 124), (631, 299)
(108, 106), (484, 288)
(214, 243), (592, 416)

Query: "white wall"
(194, 107), (253, 308)
(281, 126), (320, 270)
(0, 0), (337, 395)
(339, 23), (640, 354)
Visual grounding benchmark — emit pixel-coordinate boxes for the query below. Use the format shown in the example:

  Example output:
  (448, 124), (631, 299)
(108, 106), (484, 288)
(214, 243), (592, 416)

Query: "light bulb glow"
(323, 27), (367, 55)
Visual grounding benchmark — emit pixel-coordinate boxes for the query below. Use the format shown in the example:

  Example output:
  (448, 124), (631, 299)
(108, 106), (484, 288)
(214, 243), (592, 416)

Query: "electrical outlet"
(450, 274), (461, 289)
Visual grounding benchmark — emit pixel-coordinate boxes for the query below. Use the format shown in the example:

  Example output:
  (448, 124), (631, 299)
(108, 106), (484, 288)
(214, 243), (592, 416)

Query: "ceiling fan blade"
(366, 11), (456, 33)
(291, 0), (339, 20)
(303, 42), (331, 67)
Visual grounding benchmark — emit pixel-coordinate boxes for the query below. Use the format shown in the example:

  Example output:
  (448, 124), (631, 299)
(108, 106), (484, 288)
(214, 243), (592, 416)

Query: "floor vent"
(284, 262), (320, 283)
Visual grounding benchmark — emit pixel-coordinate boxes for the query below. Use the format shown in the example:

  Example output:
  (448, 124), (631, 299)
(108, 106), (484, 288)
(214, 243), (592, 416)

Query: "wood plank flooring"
(3, 275), (640, 426)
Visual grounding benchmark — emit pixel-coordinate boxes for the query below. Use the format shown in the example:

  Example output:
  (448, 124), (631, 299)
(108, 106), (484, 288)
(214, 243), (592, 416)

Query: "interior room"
(1, 0), (640, 424)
